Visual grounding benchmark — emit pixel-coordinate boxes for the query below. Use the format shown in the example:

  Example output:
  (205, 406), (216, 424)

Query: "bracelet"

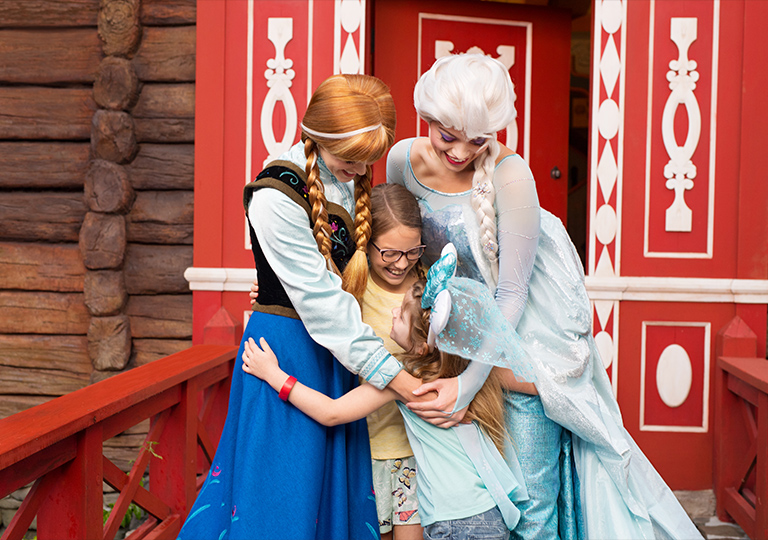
(278, 375), (298, 401)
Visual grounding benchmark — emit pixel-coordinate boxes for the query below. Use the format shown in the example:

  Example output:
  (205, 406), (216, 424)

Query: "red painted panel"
(621, 0), (743, 278)
(643, 324), (706, 427)
(618, 300), (737, 489)
(374, 0), (570, 220)
(646, 1), (714, 255)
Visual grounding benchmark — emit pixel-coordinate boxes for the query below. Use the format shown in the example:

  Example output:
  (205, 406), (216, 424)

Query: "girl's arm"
(248, 189), (402, 389)
(242, 337), (398, 426)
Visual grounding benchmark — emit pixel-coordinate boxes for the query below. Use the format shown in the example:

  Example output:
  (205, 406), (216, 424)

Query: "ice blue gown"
(387, 138), (702, 540)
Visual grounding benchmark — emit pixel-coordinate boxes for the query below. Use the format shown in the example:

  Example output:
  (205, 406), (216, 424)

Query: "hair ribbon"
(423, 243), (457, 350)
(301, 122), (382, 140)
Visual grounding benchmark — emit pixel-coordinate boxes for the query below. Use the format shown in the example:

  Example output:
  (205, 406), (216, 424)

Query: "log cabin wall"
(0, 0), (196, 423)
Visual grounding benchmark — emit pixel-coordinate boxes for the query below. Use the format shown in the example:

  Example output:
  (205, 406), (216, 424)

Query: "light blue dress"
(387, 138), (703, 540)
(397, 405), (528, 530)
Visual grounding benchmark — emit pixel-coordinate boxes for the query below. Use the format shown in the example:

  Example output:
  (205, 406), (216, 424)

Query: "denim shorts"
(423, 506), (510, 540)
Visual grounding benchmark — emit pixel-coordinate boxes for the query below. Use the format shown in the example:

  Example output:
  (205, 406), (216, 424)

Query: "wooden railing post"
(150, 380), (197, 527)
(36, 426), (103, 539)
(714, 316), (757, 523)
(203, 306), (243, 347)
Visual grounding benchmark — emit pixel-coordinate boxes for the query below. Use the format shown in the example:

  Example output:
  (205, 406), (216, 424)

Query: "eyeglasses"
(370, 241), (426, 263)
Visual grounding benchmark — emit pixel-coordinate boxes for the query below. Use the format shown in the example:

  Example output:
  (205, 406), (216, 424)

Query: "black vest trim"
(243, 160), (357, 317)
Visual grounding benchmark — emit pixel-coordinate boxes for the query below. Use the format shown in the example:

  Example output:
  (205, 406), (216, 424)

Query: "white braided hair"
(414, 53), (517, 289)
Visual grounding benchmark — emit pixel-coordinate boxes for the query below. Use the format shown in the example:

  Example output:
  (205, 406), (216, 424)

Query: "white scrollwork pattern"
(662, 17), (700, 232)
(261, 18), (297, 167)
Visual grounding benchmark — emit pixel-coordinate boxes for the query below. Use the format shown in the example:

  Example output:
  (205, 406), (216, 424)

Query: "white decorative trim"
(592, 299), (620, 396)
(185, 267), (768, 304)
(416, 13), (532, 161)
(334, 0), (365, 74)
(588, 0), (626, 278)
(184, 267), (258, 292)
(644, 1), (720, 258)
(245, 0), (255, 251)
(662, 17), (700, 233)
(656, 344), (692, 407)
(585, 276), (768, 303)
(262, 18), (297, 167)
(640, 321), (710, 433)
(307, 0), (314, 102)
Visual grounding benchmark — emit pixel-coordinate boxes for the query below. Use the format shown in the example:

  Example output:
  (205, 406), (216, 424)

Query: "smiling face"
(367, 224), (423, 294)
(428, 122), (490, 173)
(317, 145), (372, 183)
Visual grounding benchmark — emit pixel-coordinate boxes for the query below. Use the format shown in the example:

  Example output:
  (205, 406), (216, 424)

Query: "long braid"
(341, 165), (372, 299)
(470, 139), (501, 289)
(304, 139), (339, 275)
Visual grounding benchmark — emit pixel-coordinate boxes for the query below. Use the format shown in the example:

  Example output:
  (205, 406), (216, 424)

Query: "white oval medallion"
(595, 331), (614, 369)
(655, 344), (692, 408)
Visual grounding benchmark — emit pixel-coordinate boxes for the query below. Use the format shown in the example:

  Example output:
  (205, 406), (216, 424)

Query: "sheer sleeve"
(248, 188), (402, 390)
(386, 139), (411, 188)
(493, 154), (540, 328)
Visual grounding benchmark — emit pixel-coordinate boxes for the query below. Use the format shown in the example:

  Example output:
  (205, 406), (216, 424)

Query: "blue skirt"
(178, 311), (379, 540)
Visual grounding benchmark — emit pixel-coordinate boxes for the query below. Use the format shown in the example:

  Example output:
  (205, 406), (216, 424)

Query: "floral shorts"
(371, 456), (420, 533)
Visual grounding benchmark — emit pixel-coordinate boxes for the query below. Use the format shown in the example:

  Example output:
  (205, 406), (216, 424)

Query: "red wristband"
(278, 375), (298, 401)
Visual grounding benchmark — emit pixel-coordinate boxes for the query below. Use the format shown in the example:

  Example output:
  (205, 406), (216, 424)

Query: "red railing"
(715, 315), (768, 540)
(0, 344), (237, 540)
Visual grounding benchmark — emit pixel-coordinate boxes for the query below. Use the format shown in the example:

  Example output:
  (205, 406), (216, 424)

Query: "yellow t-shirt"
(361, 275), (414, 459)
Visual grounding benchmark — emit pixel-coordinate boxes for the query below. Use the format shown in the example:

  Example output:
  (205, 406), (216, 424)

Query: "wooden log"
(98, 0), (141, 57)
(125, 295), (192, 339)
(0, 242), (85, 292)
(0, 292), (89, 335)
(0, 87), (96, 140)
(132, 338), (191, 367)
(0, 29), (101, 84)
(94, 56), (140, 110)
(88, 314), (131, 370)
(84, 270), (127, 316)
(85, 159), (135, 213)
(133, 26), (195, 82)
(0, 334), (91, 373)
(133, 83), (195, 143)
(140, 0), (196, 25)
(133, 83), (194, 118)
(124, 244), (192, 294)
(0, 0), (98, 27)
(134, 117), (194, 143)
(0, 142), (89, 190)
(128, 143), (193, 190)
(0, 396), (53, 420)
(0, 366), (89, 396)
(79, 212), (126, 269)
(0, 192), (85, 243)
(91, 109), (138, 164)
(126, 191), (193, 245)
